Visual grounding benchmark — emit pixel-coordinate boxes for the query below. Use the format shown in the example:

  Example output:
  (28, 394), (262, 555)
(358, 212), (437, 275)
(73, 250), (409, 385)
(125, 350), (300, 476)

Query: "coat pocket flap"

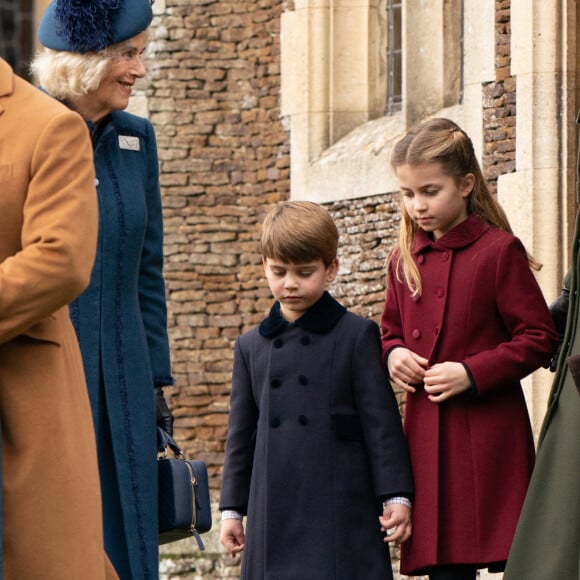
(20, 316), (60, 346)
(331, 414), (364, 442)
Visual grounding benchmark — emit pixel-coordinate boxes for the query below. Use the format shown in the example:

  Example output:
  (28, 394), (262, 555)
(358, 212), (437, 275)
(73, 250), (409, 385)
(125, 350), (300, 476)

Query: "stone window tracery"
(281, 0), (481, 203)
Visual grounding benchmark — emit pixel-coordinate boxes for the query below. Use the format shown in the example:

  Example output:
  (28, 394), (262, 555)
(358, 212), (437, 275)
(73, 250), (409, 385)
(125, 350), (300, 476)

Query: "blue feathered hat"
(38, 0), (153, 53)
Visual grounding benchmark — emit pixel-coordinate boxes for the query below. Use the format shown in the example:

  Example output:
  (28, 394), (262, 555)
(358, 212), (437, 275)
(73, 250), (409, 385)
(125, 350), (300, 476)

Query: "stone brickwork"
(151, 0), (290, 470)
(482, 0), (515, 195)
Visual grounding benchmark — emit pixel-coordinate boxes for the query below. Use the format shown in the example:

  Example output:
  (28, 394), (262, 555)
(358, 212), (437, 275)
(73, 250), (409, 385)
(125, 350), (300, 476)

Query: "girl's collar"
(413, 213), (490, 254)
(259, 291), (346, 338)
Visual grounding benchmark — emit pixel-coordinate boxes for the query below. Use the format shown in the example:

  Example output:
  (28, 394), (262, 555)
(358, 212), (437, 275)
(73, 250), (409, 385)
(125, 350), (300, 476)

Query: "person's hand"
(220, 518), (245, 558)
(379, 502), (412, 545)
(155, 386), (174, 436)
(387, 347), (428, 393)
(548, 286), (569, 371)
(423, 361), (470, 402)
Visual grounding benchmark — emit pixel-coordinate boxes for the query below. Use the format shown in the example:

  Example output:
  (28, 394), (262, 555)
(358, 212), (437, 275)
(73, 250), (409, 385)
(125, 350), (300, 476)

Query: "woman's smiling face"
(75, 32), (148, 123)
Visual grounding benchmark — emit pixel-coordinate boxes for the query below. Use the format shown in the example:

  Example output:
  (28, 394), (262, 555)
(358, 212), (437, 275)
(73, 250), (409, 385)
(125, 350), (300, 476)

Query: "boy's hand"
(379, 503), (412, 545)
(387, 347), (428, 393)
(424, 361), (470, 402)
(220, 518), (245, 558)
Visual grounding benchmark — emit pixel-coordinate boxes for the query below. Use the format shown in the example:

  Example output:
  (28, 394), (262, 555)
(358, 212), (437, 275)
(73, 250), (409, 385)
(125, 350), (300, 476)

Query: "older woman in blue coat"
(33, 1), (174, 578)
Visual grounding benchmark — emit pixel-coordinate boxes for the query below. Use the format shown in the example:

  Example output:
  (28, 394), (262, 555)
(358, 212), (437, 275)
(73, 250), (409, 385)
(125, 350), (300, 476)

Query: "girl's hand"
(387, 347), (428, 393)
(424, 361), (471, 402)
(379, 502), (412, 545)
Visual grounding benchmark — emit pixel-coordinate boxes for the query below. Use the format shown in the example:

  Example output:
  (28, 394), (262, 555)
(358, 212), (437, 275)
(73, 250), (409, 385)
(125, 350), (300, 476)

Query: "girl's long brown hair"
(388, 117), (540, 297)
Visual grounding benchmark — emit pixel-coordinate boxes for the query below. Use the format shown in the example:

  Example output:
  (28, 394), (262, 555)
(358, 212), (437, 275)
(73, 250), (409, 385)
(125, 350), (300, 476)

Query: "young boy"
(219, 201), (414, 580)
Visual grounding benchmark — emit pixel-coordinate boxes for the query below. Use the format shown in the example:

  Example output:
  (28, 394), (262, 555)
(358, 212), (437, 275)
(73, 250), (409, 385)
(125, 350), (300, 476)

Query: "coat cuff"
(154, 375), (175, 388)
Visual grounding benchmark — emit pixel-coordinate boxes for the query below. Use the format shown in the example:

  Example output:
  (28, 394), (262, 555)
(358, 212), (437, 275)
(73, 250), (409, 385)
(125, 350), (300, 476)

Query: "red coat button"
(412, 329), (421, 339)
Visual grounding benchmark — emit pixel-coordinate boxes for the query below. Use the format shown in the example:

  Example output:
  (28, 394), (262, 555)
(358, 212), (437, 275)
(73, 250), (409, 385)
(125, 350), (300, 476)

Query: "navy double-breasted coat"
(69, 110), (173, 579)
(220, 292), (414, 580)
(381, 215), (559, 575)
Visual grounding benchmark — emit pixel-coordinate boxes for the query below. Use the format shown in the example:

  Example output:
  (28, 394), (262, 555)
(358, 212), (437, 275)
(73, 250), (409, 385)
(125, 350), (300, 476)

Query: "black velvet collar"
(259, 291), (346, 338)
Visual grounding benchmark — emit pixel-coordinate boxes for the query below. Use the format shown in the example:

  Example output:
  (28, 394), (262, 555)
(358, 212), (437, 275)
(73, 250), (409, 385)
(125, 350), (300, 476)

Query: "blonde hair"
(30, 32), (148, 100)
(389, 117), (540, 297)
(30, 48), (112, 99)
(261, 201), (339, 267)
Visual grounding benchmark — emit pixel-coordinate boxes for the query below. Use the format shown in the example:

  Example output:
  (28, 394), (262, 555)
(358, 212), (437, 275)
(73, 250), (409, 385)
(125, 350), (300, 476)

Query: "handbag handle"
(157, 427), (182, 458)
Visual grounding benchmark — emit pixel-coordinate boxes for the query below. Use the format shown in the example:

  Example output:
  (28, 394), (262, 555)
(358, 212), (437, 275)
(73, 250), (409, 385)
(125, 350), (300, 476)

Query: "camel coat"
(0, 58), (117, 579)
(381, 215), (559, 575)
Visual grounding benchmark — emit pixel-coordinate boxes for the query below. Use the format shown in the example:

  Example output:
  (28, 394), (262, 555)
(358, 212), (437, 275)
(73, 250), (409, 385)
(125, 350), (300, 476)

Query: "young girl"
(380, 118), (559, 580)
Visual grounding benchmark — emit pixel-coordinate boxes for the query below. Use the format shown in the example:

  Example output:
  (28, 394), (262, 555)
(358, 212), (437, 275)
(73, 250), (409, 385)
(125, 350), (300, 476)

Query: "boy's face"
(263, 256), (338, 322)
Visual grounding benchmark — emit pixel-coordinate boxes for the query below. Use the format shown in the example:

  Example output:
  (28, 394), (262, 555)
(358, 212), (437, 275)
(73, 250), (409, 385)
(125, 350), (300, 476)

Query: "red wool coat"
(381, 214), (559, 575)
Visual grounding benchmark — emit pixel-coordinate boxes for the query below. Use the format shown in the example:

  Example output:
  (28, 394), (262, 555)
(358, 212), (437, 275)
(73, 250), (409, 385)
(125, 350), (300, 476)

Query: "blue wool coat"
(70, 110), (173, 580)
(220, 292), (414, 580)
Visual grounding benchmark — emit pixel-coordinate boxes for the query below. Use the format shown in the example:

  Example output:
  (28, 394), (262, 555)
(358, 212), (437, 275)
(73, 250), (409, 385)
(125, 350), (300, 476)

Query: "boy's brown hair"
(261, 201), (338, 267)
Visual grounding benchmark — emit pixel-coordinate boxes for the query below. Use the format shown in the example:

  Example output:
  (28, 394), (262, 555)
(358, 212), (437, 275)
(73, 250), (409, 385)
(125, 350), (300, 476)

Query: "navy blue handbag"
(157, 428), (212, 548)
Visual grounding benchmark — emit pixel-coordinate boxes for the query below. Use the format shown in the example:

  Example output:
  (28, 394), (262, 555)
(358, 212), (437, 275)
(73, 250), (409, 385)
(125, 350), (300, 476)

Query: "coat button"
(442, 252), (449, 261)
(274, 338), (284, 348)
(417, 255), (425, 264)
(298, 375), (308, 385)
(301, 335), (311, 346)
(412, 329), (421, 339)
(270, 417), (281, 428)
(436, 288), (445, 298)
(271, 378), (282, 388)
(298, 415), (308, 426)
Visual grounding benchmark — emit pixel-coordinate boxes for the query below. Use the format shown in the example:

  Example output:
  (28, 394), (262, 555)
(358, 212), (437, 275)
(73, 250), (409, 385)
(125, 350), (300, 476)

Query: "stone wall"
(150, 0), (290, 469)
(482, 0), (515, 194)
